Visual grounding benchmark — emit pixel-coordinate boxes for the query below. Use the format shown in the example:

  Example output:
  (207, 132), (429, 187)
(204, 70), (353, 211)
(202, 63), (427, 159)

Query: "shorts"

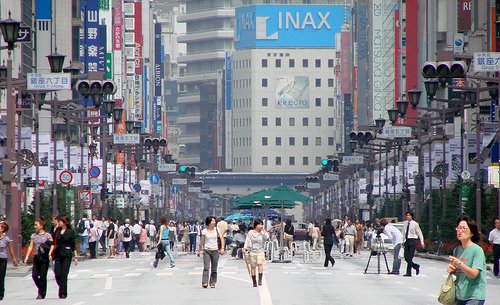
(108, 238), (115, 247)
(248, 252), (265, 267)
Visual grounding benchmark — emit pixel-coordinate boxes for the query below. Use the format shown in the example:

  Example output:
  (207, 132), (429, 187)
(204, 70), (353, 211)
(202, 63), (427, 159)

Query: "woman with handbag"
(283, 219), (294, 250)
(49, 215), (78, 299)
(446, 216), (487, 305)
(197, 216), (225, 288)
(322, 218), (338, 268)
(151, 217), (175, 268)
(0, 221), (19, 301)
(24, 217), (52, 299)
(244, 219), (269, 287)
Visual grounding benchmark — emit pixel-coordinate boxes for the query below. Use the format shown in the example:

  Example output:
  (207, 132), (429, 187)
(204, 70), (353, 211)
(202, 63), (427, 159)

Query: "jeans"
(404, 239), (419, 275)
(324, 243), (335, 267)
(0, 258), (6, 299)
(456, 300), (485, 305)
(189, 234), (197, 252)
(493, 244), (500, 276)
(54, 256), (72, 297)
(32, 256), (50, 297)
(153, 240), (175, 267)
(89, 241), (97, 258)
(392, 243), (402, 273)
(79, 235), (89, 255)
(202, 250), (219, 285)
(99, 233), (107, 251)
(123, 241), (131, 258)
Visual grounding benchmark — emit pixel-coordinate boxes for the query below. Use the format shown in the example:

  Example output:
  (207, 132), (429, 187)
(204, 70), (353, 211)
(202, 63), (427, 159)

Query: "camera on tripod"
(373, 223), (383, 237)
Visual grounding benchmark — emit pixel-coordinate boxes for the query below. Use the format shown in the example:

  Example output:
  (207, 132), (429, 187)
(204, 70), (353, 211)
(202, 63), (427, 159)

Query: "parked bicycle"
(428, 240), (443, 255)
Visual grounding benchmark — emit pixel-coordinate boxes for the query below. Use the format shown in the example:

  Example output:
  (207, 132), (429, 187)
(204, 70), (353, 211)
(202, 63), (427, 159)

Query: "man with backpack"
(146, 220), (157, 250)
(78, 214), (90, 256)
(120, 219), (133, 258)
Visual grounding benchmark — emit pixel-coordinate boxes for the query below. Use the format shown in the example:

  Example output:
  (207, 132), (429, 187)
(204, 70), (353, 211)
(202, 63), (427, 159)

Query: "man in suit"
(402, 211), (424, 276)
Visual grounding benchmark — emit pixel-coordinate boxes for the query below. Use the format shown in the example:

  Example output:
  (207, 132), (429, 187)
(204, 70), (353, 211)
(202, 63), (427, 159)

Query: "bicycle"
(429, 240), (444, 256)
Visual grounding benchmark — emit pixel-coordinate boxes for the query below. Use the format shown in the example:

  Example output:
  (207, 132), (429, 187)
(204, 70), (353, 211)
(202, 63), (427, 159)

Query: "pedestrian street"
(5, 250), (500, 305)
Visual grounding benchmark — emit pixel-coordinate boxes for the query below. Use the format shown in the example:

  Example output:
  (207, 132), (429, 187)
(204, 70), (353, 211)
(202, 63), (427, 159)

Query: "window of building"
(328, 137), (334, 146)
(315, 157), (321, 165)
(315, 78), (321, 87)
(262, 157), (268, 165)
(315, 59), (321, 67)
(262, 79), (268, 87)
(328, 118), (334, 126)
(275, 59), (281, 68)
(262, 97), (268, 107)
(303, 137), (309, 146)
(289, 137), (295, 146)
(275, 137), (282, 146)
(289, 117), (295, 126)
(328, 98), (334, 107)
(276, 157), (281, 165)
(302, 117), (309, 126)
(262, 59), (268, 67)
(289, 156), (295, 165)
(315, 117), (321, 126)
(289, 59), (295, 67)
(328, 59), (334, 68)
(315, 98), (321, 107)
(302, 59), (308, 67)
(303, 157), (309, 165)
(262, 117), (268, 126)
(262, 137), (268, 146)
(328, 78), (334, 87)
(275, 117), (281, 126)
(315, 137), (321, 146)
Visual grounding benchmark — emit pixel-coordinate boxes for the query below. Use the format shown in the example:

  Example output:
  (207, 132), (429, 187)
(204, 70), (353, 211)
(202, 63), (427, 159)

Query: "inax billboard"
(235, 5), (344, 49)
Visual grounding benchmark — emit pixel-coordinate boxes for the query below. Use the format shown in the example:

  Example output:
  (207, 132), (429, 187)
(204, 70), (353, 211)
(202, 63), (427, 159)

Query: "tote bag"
(438, 274), (456, 305)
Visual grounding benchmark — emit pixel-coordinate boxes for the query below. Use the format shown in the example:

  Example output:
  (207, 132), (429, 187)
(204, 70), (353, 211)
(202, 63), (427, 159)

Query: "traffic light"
(305, 176), (319, 183)
(179, 165), (196, 178)
(421, 61), (468, 79)
(1, 159), (16, 182)
(144, 138), (168, 154)
(295, 184), (307, 192)
(100, 187), (108, 201)
(190, 181), (203, 187)
(75, 80), (117, 107)
(421, 61), (437, 78)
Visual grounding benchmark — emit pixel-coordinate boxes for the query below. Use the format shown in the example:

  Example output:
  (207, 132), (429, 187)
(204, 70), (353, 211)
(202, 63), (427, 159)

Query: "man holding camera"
(402, 212), (424, 277)
(380, 218), (403, 275)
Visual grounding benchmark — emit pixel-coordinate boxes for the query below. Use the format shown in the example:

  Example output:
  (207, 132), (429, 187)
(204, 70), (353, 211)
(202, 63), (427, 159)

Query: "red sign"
(457, 0), (472, 32)
(38, 180), (46, 188)
(59, 170), (73, 185)
(168, 198), (174, 209)
(134, 2), (143, 74)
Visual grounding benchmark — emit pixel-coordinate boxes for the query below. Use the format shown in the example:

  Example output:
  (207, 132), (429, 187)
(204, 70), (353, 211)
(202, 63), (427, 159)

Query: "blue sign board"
(80, 1), (103, 74)
(133, 183), (141, 192)
(225, 52), (232, 110)
(235, 5), (344, 49)
(89, 166), (101, 178)
(172, 186), (179, 194)
(149, 173), (160, 185)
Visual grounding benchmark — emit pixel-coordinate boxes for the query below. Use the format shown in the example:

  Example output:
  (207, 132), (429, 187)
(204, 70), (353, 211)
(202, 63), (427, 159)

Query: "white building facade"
(231, 4), (345, 173)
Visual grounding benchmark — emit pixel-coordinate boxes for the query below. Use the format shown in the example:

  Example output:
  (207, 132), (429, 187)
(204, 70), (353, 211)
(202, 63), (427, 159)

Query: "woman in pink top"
(140, 224), (148, 252)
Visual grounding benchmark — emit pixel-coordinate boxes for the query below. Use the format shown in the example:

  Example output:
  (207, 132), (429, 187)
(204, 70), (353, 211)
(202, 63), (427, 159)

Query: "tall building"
(231, 4), (346, 173)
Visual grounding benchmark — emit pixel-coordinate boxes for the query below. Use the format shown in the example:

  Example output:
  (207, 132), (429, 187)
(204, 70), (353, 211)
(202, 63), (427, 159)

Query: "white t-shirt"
(202, 228), (219, 251)
(120, 224), (133, 242)
(488, 228), (500, 245)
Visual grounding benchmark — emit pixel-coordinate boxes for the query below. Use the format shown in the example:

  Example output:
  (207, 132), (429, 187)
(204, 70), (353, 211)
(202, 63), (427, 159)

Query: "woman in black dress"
(322, 218), (339, 268)
(49, 215), (78, 299)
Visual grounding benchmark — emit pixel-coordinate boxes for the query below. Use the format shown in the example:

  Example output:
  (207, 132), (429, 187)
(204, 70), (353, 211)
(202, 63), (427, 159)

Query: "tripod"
(364, 234), (390, 274)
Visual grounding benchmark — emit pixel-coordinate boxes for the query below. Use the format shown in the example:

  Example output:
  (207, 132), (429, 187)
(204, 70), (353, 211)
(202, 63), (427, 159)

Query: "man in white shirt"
(146, 220), (157, 250)
(217, 217), (229, 250)
(132, 220), (142, 252)
(401, 212), (425, 277)
(120, 219), (133, 258)
(381, 218), (403, 275)
(488, 218), (500, 277)
(78, 214), (91, 256)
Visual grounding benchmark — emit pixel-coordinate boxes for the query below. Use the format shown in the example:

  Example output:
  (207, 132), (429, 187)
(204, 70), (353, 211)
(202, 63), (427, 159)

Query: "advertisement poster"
(275, 76), (309, 109)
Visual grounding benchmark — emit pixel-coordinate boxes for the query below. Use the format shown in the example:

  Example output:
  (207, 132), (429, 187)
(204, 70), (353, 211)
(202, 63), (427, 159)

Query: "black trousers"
(32, 256), (50, 297)
(89, 241), (97, 258)
(0, 258), (7, 299)
(123, 241), (131, 258)
(54, 256), (72, 297)
(493, 244), (500, 276)
(324, 243), (335, 267)
(404, 239), (419, 275)
(99, 233), (106, 251)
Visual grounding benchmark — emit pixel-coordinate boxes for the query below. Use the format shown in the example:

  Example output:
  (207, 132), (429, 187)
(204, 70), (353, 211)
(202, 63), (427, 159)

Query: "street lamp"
(46, 49), (66, 74)
(388, 109), (399, 125)
(407, 89), (422, 109)
(396, 99), (409, 118)
(125, 120), (135, 133)
(0, 11), (21, 51)
(424, 80), (439, 102)
(374, 117), (386, 131)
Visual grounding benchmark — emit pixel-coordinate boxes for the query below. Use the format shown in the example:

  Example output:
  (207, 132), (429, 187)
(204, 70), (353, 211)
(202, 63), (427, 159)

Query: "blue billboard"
(235, 5), (344, 49)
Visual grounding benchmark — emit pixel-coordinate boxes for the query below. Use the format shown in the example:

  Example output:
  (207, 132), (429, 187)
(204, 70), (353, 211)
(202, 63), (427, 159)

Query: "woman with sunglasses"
(447, 216), (487, 305)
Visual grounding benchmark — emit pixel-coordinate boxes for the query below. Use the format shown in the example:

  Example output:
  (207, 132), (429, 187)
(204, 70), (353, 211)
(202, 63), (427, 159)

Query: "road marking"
(76, 269), (92, 272)
(394, 281), (403, 285)
(281, 266), (297, 269)
(259, 277), (274, 305)
(124, 273), (142, 277)
(134, 268), (149, 271)
(72, 302), (86, 305)
(93, 293), (104, 297)
(188, 272), (203, 275)
(91, 273), (110, 278)
(194, 267), (203, 270)
(156, 272), (173, 276)
(410, 287), (420, 291)
(105, 277), (112, 290)
(219, 273), (251, 284)
(346, 273), (365, 276)
(105, 269), (121, 272)
(428, 294), (438, 298)
(69, 274), (79, 279)
(315, 272), (333, 275)
(223, 266), (238, 270)
(220, 271), (237, 274)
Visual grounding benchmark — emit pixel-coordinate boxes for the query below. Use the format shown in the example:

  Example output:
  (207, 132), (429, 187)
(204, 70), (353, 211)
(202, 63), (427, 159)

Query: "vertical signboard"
(224, 52), (232, 170)
(405, 0), (418, 124)
(356, 0), (368, 126)
(394, 9), (400, 103)
(80, 1), (100, 73)
(154, 22), (163, 135)
(98, 24), (107, 73)
(344, 94), (354, 152)
(371, 0), (385, 120)
(134, 1), (143, 75)
(217, 70), (223, 158)
(457, 0), (472, 32)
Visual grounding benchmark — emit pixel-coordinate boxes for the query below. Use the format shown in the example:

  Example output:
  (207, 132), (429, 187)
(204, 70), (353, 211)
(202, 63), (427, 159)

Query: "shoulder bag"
(438, 274), (456, 305)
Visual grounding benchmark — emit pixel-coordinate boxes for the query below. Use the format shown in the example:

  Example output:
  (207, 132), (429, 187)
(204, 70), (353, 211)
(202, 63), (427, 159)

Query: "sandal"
(202, 284), (208, 288)
(210, 284), (215, 288)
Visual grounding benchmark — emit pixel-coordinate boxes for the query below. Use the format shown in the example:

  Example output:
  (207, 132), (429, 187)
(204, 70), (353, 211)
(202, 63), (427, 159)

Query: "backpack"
(123, 226), (131, 238)
(78, 220), (86, 234)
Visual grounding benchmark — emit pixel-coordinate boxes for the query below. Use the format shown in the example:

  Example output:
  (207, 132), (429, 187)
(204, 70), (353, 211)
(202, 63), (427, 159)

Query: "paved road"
(4, 249), (500, 304)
